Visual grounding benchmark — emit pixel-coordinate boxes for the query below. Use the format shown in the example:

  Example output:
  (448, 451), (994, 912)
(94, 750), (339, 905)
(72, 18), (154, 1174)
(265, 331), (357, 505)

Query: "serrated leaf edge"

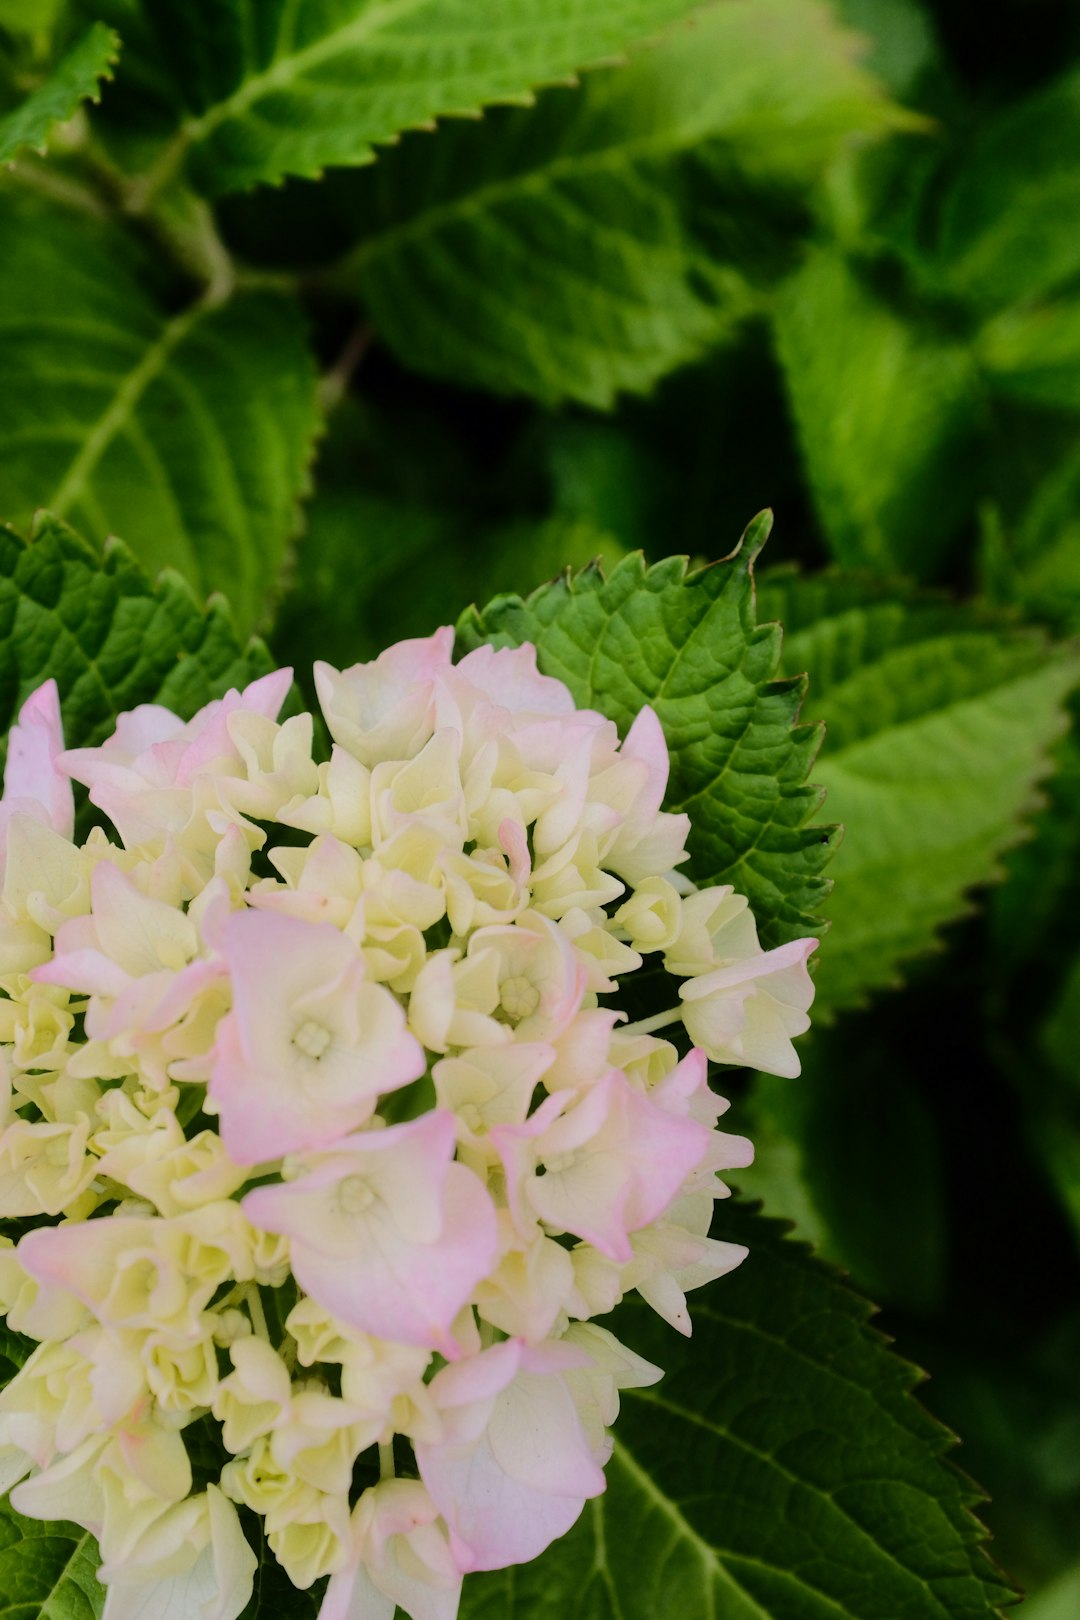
(764, 563), (1080, 1017)
(143, 3), (712, 199)
(459, 515), (841, 941)
(715, 1199), (1020, 1614)
(0, 22), (121, 168)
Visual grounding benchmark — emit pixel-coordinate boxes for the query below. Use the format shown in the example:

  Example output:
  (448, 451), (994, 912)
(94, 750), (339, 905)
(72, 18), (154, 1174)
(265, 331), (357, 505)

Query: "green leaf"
(335, 0), (905, 406)
(0, 0), (64, 37)
(757, 570), (1080, 1014)
(540, 417), (667, 553)
(0, 511), (276, 773)
(834, 0), (941, 95)
(461, 1202), (1013, 1620)
(1037, 953), (1080, 1236)
(937, 66), (1080, 313)
(1022, 1562), (1080, 1620)
(986, 717), (1080, 1255)
(135, 0), (708, 196)
(279, 502), (628, 678)
(773, 249), (984, 576)
(980, 454), (1080, 640)
(0, 191), (319, 636)
(978, 295), (1080, 412)
(270, 398), (628, 685)
(919, 1312), (1080, 1598)
(457, 518), (836, 950)
(0, 1319), (34, 1370)
(0, 1501), (103, 1619)
(740, 1019), (947, 1312)
(1028, 1095), (1080, 1256)
(988, 723), (1080, 984)
(534, 336), (815, 563)
(0, 23), (119, 164)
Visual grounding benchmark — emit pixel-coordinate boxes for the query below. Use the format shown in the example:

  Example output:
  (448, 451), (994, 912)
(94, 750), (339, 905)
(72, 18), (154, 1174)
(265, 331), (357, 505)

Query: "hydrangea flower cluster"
(0, 632), (816, 1620)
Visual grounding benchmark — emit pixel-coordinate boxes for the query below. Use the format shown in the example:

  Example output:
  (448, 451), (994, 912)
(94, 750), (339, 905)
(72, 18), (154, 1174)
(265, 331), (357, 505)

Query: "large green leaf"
(0, 0), (63, 36)
(773, 249), (983, 576)
(271, 399), (628, 686)
(334, 0), (904, 406)
(1031, 951), (1080, 1246)
(978, 295), (1080, 413)
(834, 0), (941, 95)
(919, 1311), (1080, 1601)
(461, 1202), (1012, 1619)
(277, 500), (628, 685)
(987, 719), (1080, 1255)
(980, 454), (1080, 641)
(457, 517), (836, 950)
(758, 571), (1080, 1014)
(1024, 1562), (1080, 1620)
(1027, 1094), (1080, 1256)
(0, 1502), (102, 1619)
(132, 0), (706, 196)
(0, 191), (319, 636)
(741, 1019), (947, 1313)
(0, 23), (118, 164)
(937, 66), (1080, 313)
(988, 721), (1080, 986)
(0, 511), (276, 772)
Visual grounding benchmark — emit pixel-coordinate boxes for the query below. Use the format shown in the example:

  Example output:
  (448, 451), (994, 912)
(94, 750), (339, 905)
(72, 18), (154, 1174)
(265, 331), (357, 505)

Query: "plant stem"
(9, 155), (110, 218)
(318, 322), (373, 412)
(619, 1007), (684, 1037)
(64, 127), (238, 302)
(243, 1282), (271, 1342)
(125, 121), (198, 215)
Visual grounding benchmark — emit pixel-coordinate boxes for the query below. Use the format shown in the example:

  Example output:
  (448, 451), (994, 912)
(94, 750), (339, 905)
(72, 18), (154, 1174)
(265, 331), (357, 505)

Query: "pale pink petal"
(679, 936), (818, 1000)
(287, 1165), (495, 1354)
(451, 644), (575, 719)
(1, 680), (73, 847)
(315, 629), (454, 767)
(363, 1482), (461, 1620)
(16, 1219), (157, 1315)
(621, 706), (669, 827)
(680, 938), (817, 1077)
(318, 1565), (394, 1620)
(319, 1481), (462, 1620)
(95, 703), (186, 759)
(495, 1073), (709, 1262)
(498, 818), (531, 888)
(211, 911), (424, 1163)
(244, 1114), (497, 1353)
(418, 1342), (604, 1571)
(237, 668), (295, 721)
(32, 947), (131, 998)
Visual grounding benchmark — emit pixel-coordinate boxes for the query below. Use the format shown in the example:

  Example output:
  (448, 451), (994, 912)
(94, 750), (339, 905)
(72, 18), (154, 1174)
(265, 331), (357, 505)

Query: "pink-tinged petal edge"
(1, 680), (73, 841)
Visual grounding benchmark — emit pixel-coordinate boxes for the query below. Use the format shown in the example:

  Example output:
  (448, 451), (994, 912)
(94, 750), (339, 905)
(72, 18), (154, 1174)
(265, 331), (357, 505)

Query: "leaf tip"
(738, 508), (775, 565)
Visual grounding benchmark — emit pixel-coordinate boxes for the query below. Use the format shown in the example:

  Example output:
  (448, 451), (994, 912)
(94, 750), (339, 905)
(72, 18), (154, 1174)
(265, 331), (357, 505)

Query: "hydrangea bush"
(2, 0), (1077, 1614)
(0, 634), (814, 1619)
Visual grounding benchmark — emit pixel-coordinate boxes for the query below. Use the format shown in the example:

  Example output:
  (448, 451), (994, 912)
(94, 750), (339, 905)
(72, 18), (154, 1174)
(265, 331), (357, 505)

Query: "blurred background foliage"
(2, 0), (1080, 1606)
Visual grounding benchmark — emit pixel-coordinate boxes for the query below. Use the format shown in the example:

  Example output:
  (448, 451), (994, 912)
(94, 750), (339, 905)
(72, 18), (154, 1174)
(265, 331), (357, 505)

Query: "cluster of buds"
(0, 630), (815, 1619)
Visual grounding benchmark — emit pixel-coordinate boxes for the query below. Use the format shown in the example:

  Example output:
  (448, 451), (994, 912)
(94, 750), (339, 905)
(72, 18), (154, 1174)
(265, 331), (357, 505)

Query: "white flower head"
(0, 637), (816, 1619)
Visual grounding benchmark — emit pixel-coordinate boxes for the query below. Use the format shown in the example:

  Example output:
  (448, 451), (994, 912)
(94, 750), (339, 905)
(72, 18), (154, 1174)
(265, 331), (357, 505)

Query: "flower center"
(44, 1134), (73, 1168)
(294, 1019), (332, 1060)
(499, 974), (540, 1020)
(338, 1175), (376, 1215)
(542, 1150), (578, 1177)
